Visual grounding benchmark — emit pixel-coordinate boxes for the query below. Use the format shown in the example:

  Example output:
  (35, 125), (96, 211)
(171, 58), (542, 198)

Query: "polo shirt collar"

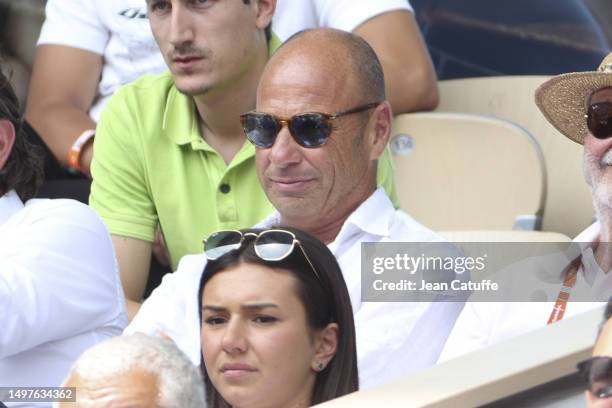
(0, 190), (24, 226)
(160, 84), (255, 167)
(162, 85), (196, 146)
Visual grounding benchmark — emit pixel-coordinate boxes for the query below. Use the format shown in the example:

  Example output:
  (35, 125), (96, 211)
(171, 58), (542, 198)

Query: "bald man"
(127, 28), (464, 389)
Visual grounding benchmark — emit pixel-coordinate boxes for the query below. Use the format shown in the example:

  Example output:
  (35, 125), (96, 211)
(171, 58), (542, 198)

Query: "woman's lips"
(221, 363), (258, 380)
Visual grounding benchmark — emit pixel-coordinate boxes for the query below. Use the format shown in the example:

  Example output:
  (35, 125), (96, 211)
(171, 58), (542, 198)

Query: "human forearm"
(126, 299), (142, 322)
(354, 10), (439, 114)
(25, 44), (102, 174)
(111, 235), (153, 310)
(26, 104), (96, 174)
(378, 54), (439, 113)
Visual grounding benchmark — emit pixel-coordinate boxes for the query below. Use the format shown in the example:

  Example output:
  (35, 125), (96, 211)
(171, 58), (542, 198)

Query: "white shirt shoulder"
(0, 195), (126, 390)
(125, 253), (206, 364)
(272, 0), (413, 41)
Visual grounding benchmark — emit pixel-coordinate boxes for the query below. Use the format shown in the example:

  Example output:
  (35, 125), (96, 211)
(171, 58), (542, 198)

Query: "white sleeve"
(0, 200), (126, 358)
(37, 0), (109, 55)
(125, 254), (207, 365)
(355, 300), (463, 389)
(313, 0), (413, 33)
(437, 301), (497, 362)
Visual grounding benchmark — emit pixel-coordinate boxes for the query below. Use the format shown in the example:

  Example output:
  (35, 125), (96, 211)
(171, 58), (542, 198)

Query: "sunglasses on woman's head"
(587, 102), (612, 139)
(577, 356), (612, 398)
(240, 102), (380, 149)
(203, 229), (321, 282)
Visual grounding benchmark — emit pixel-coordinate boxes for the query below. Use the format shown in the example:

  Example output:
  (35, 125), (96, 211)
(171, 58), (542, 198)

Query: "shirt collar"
(258, 187), (394, 240)
(580, 246), (602, 286)
(573, 221), (601, 247)
(566, 222), (603, 286)
(339, 187), (393, 238)
(162, 85), (197, 146)
(0, 190), (24, 226)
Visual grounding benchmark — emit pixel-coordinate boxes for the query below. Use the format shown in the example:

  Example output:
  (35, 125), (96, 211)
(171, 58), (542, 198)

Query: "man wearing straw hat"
(439, 53), (612, 362)
(536, 52), (612, 280)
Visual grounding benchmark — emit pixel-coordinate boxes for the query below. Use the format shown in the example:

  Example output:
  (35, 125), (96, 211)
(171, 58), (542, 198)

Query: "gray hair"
(61, 334), (205, 408)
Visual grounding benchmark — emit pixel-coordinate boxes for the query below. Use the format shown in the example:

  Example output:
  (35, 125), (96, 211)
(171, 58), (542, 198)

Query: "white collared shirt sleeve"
(437, 301), (500, 362)
(125, 254), (206, 365)
(355, 300), (464, 388)
(0, 199), (126, 358)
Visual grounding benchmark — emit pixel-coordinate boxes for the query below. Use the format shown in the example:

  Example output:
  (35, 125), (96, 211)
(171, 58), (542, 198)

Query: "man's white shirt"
(0, 191), (127, 407)
(126, 187), (464, 388)
(439, 222), (607, 362)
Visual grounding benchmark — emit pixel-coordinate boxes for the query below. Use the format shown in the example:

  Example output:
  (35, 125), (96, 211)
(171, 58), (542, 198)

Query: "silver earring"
(317, 362), (325, 371)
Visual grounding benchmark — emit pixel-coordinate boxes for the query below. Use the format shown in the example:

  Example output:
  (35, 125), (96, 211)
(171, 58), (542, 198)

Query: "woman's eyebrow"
(241, 303), (279, 311)
(201, 305), (226, 312)
(201, 303), (280, 312)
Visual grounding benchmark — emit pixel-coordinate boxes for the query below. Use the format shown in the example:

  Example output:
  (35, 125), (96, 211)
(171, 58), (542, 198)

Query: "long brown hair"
(198, 226), (358, 407)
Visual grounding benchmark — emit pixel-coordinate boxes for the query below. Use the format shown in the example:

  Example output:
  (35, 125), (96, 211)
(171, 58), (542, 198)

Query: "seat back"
(390, 112), (546, 231)
(440, 230), (571, 243)
(436, 76), (593, 237)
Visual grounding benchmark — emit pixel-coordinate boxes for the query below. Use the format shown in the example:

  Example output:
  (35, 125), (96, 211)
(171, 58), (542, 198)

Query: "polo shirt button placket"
(219, 183), (231, 194)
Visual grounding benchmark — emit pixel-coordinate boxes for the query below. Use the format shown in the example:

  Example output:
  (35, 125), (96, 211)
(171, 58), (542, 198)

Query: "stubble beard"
(586, 149), (612, 226)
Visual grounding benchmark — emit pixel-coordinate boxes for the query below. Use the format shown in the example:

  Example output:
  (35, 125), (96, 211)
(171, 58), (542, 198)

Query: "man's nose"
(168, 4), (195, 47)
(268, 126), (303, 168)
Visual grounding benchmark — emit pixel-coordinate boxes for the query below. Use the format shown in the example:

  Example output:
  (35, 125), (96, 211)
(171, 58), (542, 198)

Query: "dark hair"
(599, 297), (612, 335)
(242, 0), (272, 43)
(0, 68), (43, 200)
(198, 226), (358, 407)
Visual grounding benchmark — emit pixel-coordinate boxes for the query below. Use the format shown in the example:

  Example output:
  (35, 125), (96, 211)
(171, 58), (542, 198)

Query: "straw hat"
(535, 52), (612, 145)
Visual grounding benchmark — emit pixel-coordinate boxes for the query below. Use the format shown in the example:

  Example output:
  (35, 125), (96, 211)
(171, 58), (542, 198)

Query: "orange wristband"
(67, 129), (95, 173)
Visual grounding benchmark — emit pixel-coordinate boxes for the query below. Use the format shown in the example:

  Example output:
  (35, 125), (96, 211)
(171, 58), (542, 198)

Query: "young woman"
(198, 227), (358, 407)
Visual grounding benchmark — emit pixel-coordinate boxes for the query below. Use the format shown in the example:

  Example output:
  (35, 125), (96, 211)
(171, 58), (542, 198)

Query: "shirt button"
(219, 183), (231, 194)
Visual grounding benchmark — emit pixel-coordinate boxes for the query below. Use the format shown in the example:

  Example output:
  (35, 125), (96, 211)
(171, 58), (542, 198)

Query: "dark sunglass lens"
(241, 113), (279, 148)
(255, 230), (294, 260)
(588, 104), (612, 139)
(204, 231), (242, 260)
(290, 113), (331, 148)
(584, 357), (612, 398)
(592, 382), (612, 398)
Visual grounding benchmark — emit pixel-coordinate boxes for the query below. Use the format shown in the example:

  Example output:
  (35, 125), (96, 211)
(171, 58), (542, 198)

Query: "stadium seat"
(439, 230), (571, 242)
(436, 76), (593, 237)
(390, 112), (546, 231)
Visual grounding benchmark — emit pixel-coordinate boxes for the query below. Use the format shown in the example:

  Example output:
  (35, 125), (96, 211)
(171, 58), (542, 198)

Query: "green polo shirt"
(90, 74), (398, 271)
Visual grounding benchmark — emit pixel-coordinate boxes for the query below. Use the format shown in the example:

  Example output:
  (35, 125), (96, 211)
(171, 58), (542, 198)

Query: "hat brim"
(535, 72), (612, 145)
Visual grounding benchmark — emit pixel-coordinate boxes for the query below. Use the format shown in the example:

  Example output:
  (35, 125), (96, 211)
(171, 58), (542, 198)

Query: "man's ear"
(310, 322), (339, 372)
(366, 101), (392, 161)
(254, 0), (276, 30)
(0, 119), (15, 170)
